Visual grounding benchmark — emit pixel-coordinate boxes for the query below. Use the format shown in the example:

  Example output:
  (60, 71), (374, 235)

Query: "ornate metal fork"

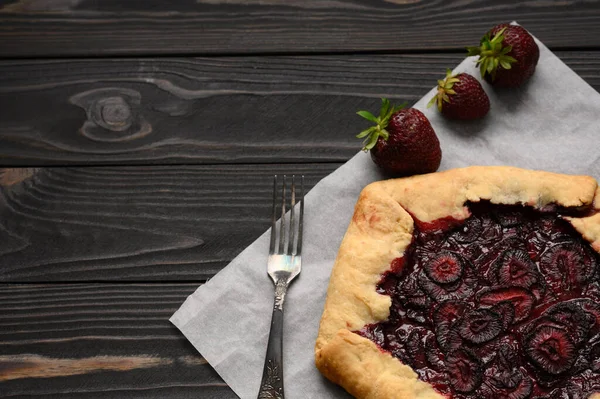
(257, 175), (304, 399)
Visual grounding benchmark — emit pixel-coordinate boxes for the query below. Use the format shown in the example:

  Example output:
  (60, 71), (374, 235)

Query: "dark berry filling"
(357, 202), (600, 398)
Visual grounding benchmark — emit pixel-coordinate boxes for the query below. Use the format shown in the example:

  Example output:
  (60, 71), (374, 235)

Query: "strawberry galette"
(315, 166), (600, 399)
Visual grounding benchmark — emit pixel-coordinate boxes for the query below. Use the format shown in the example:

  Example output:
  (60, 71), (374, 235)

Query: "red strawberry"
(525, 325), (576, 375)
(478, 286), (534, 323)
(356, 99), (441, 176)
(467, 24), (540, 87)
(428, 70), (490, 120)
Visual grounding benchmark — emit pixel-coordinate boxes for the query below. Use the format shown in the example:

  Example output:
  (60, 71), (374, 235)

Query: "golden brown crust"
(315, 166), (600, 399)
(316, 330), (442, 399)
(569, 187), (600, 252)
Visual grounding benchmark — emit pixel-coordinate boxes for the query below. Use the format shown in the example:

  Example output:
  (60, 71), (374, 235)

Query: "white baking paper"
(171, 33), (600, 399)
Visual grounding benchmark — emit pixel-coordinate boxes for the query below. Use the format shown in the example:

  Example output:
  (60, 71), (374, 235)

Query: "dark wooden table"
(1, 1), (600, 397)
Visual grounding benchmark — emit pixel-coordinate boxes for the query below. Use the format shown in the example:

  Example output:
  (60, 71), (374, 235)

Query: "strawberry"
(428, 69), (490, 120)
(356, 99), (441, 176)
(467, 24), (540, 87)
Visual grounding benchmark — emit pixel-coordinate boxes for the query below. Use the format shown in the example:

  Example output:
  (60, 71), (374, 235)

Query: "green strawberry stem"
(427, 69), (460, 112)
(466, 27), (517, 81)
(356, 98), (406, 151)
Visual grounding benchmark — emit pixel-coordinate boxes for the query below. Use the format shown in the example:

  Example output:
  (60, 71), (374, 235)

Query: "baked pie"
(315, 166), (600, 399)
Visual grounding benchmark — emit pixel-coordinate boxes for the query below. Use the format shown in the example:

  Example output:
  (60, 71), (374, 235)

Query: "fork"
(257, 175), (304, 399)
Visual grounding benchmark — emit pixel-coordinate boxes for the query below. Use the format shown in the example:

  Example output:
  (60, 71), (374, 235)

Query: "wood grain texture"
(0, 283), (238, 398)
(0, 163), (340, 282)
(0, 53), (462, 166)
(1, 0), (600, 57)
(1, 51), (599, 166)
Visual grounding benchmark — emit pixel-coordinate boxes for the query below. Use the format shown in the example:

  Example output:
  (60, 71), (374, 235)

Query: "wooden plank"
(0, 283), (237, 398)
(1, 1), (600, 57)
(0, 163), (340, 282)
(0, 53), (461, 166)
(2, 51), (599, 166)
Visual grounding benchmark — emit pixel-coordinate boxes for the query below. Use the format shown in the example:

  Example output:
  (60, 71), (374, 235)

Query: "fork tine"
(269, 175), (277, 255)
(288, 176), (296, 255)
(295, 175), (304, 256)
(278, 175), (287, 254)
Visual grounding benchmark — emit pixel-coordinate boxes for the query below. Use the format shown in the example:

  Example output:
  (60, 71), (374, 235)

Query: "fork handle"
(257, 278), (288, 399)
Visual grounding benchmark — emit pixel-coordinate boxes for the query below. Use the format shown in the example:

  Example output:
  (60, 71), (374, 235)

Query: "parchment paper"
(171, 33), (600, 399)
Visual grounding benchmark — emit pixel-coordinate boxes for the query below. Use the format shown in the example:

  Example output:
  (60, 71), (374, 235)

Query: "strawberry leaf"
(356, 126), (376, 139)
(356, 98), (406, 151)
(468, 26), (516, 80)
(357, 110), (378, 123)
(486, 58), (495, 73)
(364, 131), (379, 151)
(500, 59), (512, 70)
(427, 95), (437, 109)
(479, 61), (487, 80)
(466, 46), (481, 56)
(379, 98), (390, 119)
(380, 128), (390, 140)
(430, 70), (468, 113)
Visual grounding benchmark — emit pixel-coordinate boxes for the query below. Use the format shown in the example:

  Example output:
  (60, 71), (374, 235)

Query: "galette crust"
(315, 166), (600, 399)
